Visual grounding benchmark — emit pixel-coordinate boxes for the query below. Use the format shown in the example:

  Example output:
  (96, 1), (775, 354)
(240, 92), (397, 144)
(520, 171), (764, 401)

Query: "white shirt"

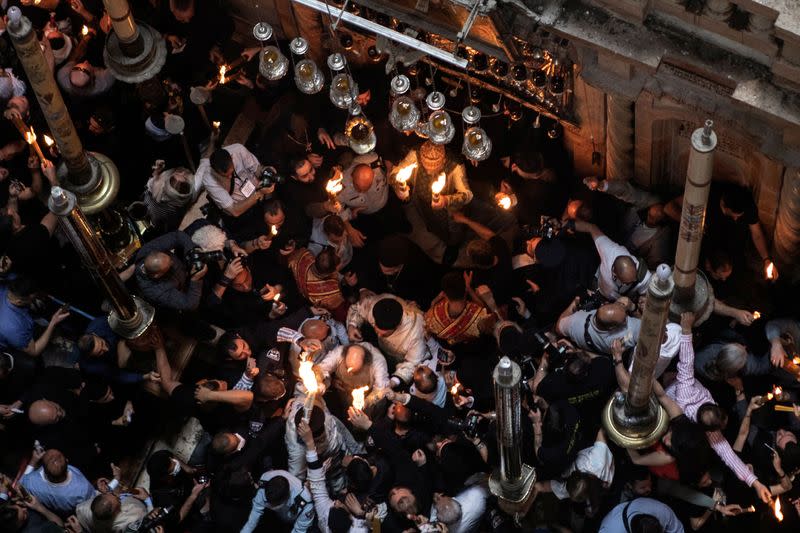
(340, 152), (388, 214)
(557, 310), (641, 355)
(309, 210), (354, 268)
(594, 235), (651, 300)
(551, 441), (615, 499)
(430, 485), (488, 533)
(599, 498), (684, 533)
(198, 143), (261, 211)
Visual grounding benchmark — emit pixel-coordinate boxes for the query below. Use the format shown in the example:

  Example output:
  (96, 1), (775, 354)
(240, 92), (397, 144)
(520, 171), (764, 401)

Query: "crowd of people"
(0, 0), (799, 532)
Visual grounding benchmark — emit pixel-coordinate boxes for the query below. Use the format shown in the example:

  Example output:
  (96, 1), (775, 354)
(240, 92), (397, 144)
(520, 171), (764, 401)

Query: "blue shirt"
(79, 316), (144, 384)
(0, 286), (34, 350)
(20, 465), (96, 516)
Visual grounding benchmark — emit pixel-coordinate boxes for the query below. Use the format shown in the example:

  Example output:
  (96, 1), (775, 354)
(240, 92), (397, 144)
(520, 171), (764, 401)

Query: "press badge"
(240, 179), (256, 198)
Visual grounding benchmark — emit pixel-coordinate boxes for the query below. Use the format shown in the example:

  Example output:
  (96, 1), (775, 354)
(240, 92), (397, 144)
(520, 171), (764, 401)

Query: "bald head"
(143, 252), (172, 278)
(42, 449), (68, 482)
(300, 319), (330, 341)
(28, 400), (64, 426)
(434, 494), (462, 526)
(344, 344), (367, 374)
(91, 493), (121, 521)
(612, 255), (638, 285)
(595, 303), (628, 331)
(352, 164), (374, 193)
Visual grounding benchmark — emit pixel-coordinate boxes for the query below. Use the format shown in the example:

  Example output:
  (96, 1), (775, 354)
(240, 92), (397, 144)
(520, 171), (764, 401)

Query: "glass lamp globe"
(259, 46), (289, 80)
(330, 73), (357, 109)
(294, 59), (324, 94)
(462, 127), (492, 161)
(389, 96), (421, 132)
(427, 110), (455, 145)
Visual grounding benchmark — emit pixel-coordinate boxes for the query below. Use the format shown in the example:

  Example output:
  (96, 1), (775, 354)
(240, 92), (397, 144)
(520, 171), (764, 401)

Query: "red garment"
(647, 441), (680, 481)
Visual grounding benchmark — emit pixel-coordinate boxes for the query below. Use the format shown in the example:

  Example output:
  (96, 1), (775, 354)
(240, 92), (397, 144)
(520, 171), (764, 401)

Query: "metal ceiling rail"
(290, 0), (470, 69)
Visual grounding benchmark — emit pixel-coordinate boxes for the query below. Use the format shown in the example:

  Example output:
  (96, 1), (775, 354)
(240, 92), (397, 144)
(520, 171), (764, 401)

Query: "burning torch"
(325, 170), (344, 212)
(25, 127), (45, 162)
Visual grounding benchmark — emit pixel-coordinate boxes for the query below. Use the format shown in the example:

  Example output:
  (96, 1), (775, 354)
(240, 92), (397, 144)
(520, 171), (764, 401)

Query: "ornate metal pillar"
(102, 0), (166, 82)
(488, 357), (536, 509)
(6, 7), (119, 215)
(670, 120), (716, 323)
(605, 94), (635, 180)
(603, 265), (673, 449)
(49, 187), (154, 339)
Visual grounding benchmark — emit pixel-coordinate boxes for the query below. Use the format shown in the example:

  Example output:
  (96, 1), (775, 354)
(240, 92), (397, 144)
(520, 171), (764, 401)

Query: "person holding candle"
(390, 141), (473, 265)
(424, 272), (495, 346)
(317, 343), (389, 418)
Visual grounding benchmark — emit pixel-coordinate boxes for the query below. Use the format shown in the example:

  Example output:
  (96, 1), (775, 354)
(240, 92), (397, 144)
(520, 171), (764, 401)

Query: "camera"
(575, 287), (606, 312)
(185, 248), (226, 273)
(522, 216), (562, 241)
(135, 505), (173, 532)
(532, 332), (568, 369)
(258, 167), (286, 189)
(447, 413), (482, 439)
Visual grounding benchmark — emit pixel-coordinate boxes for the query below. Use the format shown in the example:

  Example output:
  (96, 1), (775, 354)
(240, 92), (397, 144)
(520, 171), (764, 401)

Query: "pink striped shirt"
(666, 334), (757, 487)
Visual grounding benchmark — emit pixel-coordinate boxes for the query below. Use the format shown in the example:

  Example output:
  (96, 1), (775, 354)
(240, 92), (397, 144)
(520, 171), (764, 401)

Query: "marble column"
(102, 0), (166, 83)
(605, 94), (636, 180)
(773, 168), (800, 271)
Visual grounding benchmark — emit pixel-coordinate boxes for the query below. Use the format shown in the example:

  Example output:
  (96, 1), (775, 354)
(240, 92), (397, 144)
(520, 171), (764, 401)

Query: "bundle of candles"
(351, 385), (369, 411)
(298, 354), (318, 422)
(760, 385), (784, 403)
(325, 173), (344, 211)
(431, 173), (446, 205)
(394, 163), (417, 199)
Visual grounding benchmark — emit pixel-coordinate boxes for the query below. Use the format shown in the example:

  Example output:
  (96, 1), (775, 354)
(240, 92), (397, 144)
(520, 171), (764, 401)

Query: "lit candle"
(351, 385), (369, 411)
(298, 356), (318, 423)
(218, 65), (228, 85)
(25, 127), (45, 161)
(212, 121), (221, 132)
(766, 261), (776, 280)
(81, 25), (89, 37)
(496, 192), (512, 210)
(273, 292), (281, 302)
(752, 311), (761, 320)
(774, 405), (795, 413)
(270, 224), (278, 237)
(431, 172), (446, 205)
(793, 357), (800, 365)
(774, 385), (784, 399)
(43, 134), (54, 147)
(774, 497), (783, 522)
(760, 392), (775, 403)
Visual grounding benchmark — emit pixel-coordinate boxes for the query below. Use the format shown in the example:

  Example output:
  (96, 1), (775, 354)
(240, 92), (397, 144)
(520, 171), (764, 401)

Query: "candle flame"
(81, 25), (89, 36)
(270, 224), (278, 236)
(793, 357), (800, 365)
(766, 392), (774, 401)
(219, 65), (228, 84)
(450, 383), (460, 396)
(43, 134), (54, 147)
(326, 175), (344, 195)
(766, 261), (775, 280)
(774, 386), (783, 397)
(498, 194), (512, 210)
(752, 311), (761, 320)
(347, 366), (354, 374)
(298, 358), (318, 395)
(212, 121), (221, 130)
(395, 163), (417, 185)
(25, 127), (35, 145)
(774, 497), (783, 521)
(431, 173), (446, 195)
(351, 385), (369, 410)
(273, 293), (281, 302)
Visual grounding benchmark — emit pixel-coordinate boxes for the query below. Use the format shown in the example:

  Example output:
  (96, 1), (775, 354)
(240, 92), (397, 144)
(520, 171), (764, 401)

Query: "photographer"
(198, 143), (275, 228)
(134, 231), (207, 313)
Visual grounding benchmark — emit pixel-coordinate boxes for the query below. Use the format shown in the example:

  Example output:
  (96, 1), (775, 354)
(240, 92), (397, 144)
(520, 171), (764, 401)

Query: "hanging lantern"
(511, 63), (527, 82)
(339, 33), (354, 50)
(470, 52), (488, 72)
(328, 53), (357, 109)
(389, 75), (420, 132)
(254, 23), (288, 81)
(290, 38), (324, 94)
(346, 104), (377, 154)
(505, 100), (523, 122)
(426, 92), (455, 145)
(491, 59), (509, 79)
(461, 106), (492, 162)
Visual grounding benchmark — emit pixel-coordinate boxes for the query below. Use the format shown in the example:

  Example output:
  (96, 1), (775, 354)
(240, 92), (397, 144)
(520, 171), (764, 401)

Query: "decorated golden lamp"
(351, 385), (369, 411)
(298, 355), (318, 423)
(431, 172), (447, 205)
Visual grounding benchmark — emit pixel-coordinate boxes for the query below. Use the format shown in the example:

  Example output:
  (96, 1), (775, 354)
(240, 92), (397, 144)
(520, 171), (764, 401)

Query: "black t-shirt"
(471, 235), (513, 305)
(703, 184), (758, 261)
(537, 358), (616, 428)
